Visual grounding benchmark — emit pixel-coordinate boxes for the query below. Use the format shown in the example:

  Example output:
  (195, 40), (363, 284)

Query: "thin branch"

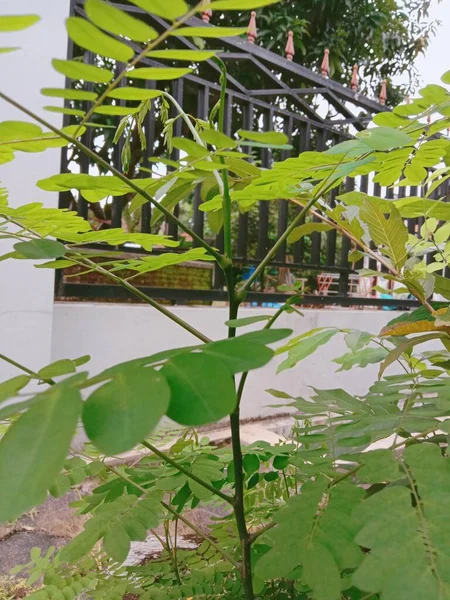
(248, 521), (275, 543)
(240, 158), (347, 294)
(71, 255), (211, 343)
(0, 92), (227, 267)
(104, 463), (239, 570)
(76, 2), (203, 133)
(0, 353), (55, 386)
(141, 440), (234, 505)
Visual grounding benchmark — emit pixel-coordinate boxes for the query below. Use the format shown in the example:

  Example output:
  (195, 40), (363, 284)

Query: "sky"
(413, 0), (450, 87)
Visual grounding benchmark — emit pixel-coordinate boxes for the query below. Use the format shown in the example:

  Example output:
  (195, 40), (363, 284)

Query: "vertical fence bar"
(140, 81), (157, 234)
(237, 101), (253, 260)
(214, 92), (233, 290)
(110, 61), (126, 229)
(294, 121), (311, 263)
(310, 128), (326, 265)
(77, 51), (94, 220)
(257, 110), (272, 260)
(167, 79), (184, 240)
(339, 178), (353, 295)
(275, 115), (293, 263)
(193, 85), (209, 244)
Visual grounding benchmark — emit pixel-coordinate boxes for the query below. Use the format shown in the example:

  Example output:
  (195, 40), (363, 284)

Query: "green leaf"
(41, 88), (98, 101)
(243, 454), (260, 475)
(172, 137), (210, 158)
(225, 315), (271, 328)
(356, 127), (412, 151)
(435, 274), (450, 300)
(107, 88), (162, 101)
(199, 129), (237, 149)
(38, 359), (77, 379)
(83, 368), (170, 454)
(333, 347), (388, 371)
(237, 129), (288, 145)
(162, 354), (236, 426)
(0, 47), (19, 54)
(0, 15), (40, 31)
(13, 239), (67, 259)
(103, 524), (130, 563)
(172, 27), (248, 38)
(201, 337), (273, 374)
(359, 200), (408, 269)
(51, 59), (114, 83)
(441, 70), (450, 85)
(127, 0), (188, 19)
(44, 106), (85, 117)
(85, 0), (157, 42)
(287, 222), (333, 244)
(353, 444), (450, 599)
(0, 384), (81, 523)
(277, 330), (339, 373)
(65, 17), (133, 62)
(127, 67), (192, 80)
(94, 106), (139, 116)
(344, 331), (373, 353)
(211, 0), (281, 7)
(0, 375), (30, 403)
(146, 49), (218, 61)
(355, 449), (400, 483)
(256, 478), (363, 598)
(378, 332), (449, 378)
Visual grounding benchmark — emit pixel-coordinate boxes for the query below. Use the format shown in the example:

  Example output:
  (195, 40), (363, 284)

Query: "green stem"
(104, 463), (239, 570)
(162, 91), (224, 195)
(214, 58), (232, 259)
(0, 353), (55, 386)
(0, 92), (226, 267)
(141, 440), (234, 505)
(227, 298), (254, 600)
(76, 2), (203, 133)
(240, 193), (321, 293)
(73, 256), (211, 344)
(162, 501), (240, 571)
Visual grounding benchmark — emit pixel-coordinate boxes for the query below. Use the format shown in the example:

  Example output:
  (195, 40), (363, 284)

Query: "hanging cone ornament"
(285, 31), (295, 61)
(379, 79), (387, 105)
(247, 11), (257, 44)
(351, 64), (358, 91)
(202, 0), (212, 23)
(321, 48), (329, 77)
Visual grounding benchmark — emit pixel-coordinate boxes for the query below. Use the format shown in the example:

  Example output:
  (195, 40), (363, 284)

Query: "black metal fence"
(56, 0), (449, 307)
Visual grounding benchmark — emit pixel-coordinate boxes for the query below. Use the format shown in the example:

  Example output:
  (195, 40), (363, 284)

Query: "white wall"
(0, 0), (71, 378)
(52, 303), (424, 419)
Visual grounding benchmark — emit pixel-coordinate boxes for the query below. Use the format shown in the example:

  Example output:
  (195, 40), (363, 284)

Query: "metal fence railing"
(55, 0), (449, 308)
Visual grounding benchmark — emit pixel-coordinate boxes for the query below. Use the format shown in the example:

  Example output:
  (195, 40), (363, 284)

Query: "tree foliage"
(213, 0), (440, 103)
(1, 3), (450, 600)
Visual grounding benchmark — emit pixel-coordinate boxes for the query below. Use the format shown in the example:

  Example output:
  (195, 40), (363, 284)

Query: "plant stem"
(104, 463), (239, 570)
(161, 501), (240, 571)
(162, 91), (224, 195)
(73, 256), (211, 343)
(214, 58), (233, 259)
(0, 353), (55, 385)
(0, 92), (227, 267)
(141, 440), (234, 505)
(240, 193), (321, 294)
(76, 2), (203, 132)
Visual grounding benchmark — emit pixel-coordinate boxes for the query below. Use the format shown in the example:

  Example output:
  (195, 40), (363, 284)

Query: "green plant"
(1, 3), (450, 600)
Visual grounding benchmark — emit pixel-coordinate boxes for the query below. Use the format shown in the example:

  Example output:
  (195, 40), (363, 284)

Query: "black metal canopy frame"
(55, 0), (449, 308)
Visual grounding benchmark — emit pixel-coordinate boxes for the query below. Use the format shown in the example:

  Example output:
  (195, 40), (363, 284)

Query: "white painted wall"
(52, 303), (429, 419)
(0, 0), (71, 378)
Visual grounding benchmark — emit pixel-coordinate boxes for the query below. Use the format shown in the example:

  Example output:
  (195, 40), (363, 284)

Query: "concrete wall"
(52, 303), (422, 419)
(0, 0), (71, 379)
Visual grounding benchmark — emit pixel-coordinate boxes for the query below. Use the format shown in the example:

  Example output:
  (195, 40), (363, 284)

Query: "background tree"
(210, 0), (441, 105)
